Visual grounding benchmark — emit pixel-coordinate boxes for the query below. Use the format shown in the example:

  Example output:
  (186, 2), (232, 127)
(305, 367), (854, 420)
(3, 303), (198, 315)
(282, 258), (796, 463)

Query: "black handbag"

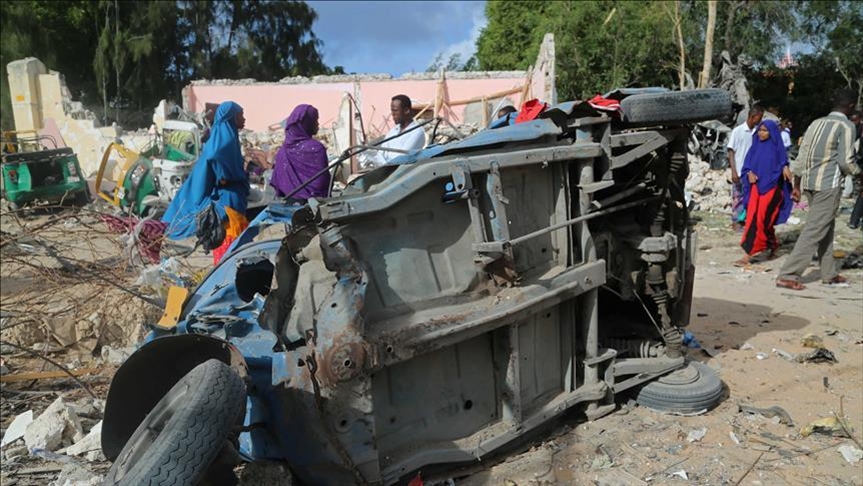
(195, 202), (226, 253)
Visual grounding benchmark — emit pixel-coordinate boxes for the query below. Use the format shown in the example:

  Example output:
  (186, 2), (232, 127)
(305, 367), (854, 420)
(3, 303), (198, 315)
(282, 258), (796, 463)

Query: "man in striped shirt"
(776, 89), (859, 290)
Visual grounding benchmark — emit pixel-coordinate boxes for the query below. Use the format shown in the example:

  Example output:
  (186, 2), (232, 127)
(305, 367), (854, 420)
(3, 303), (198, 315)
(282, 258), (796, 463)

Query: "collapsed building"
(4, 34), (733, 213)
(5, 35), (556, 178)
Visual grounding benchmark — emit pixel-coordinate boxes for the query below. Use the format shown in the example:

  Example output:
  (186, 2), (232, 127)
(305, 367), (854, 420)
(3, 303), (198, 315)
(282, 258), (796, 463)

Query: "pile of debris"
(686, 155), (732, 213)
(2, 391), (108, 486)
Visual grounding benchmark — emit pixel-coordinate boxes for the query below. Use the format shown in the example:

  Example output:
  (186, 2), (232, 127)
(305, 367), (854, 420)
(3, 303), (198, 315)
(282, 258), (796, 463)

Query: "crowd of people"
(726, 89), (861, 290)
(154, 87), (861, 283)
(158, 94), (426, 264)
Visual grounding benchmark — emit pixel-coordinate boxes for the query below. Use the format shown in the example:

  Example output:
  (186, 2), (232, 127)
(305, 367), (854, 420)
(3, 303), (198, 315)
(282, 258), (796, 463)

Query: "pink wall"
(185, 83), (353, 131)
(185, 77), (526, 133)
(357, 78), (525, 135)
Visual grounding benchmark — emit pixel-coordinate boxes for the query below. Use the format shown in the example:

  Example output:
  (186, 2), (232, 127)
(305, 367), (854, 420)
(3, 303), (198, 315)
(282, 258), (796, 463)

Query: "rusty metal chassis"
(264, 119), (692, 484)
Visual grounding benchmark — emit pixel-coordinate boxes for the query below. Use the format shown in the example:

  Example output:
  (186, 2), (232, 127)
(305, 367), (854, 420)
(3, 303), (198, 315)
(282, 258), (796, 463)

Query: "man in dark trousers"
(776, 89), (860, 290)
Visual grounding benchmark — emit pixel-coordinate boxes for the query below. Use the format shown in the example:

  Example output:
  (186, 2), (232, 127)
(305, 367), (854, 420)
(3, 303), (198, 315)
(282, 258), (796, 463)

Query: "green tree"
(2, 0), (333, 130)
(712, 1), (799, 67)
(475, 1), (552, 71)
(476, 1), (680, 99)
(475, 0), (808, 101)
(1, 1), (100, 130)
(797, 0), (863, 104)
(427, 53), (479, 72)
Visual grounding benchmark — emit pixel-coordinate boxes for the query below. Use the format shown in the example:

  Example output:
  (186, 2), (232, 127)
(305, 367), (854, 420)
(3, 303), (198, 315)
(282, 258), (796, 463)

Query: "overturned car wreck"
(101, 88), (732, 485)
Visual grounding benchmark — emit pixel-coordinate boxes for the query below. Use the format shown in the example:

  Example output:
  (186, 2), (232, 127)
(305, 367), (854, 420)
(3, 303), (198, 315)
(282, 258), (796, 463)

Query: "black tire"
(636, 362), (724, 414)
(620, 89), (732, 127)
(104, 359), (246, 486)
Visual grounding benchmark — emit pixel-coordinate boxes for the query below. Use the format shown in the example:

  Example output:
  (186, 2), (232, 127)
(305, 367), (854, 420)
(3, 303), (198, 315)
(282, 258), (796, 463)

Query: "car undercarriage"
(102, 88), (732, 485)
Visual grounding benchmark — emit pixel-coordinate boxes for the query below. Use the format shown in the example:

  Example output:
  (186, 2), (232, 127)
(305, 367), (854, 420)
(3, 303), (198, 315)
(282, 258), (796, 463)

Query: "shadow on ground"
(687, 296), (810, 353)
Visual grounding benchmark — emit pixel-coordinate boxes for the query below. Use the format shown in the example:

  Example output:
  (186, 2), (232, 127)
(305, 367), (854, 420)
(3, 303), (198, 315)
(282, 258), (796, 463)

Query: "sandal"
(733, 257), (750, 267)
(823, 275), (850, 287)
(776, 278), (806, 291)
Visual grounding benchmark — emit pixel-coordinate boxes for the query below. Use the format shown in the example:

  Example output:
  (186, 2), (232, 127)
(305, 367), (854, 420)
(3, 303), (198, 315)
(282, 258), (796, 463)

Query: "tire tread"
(105, 359), (245, 486)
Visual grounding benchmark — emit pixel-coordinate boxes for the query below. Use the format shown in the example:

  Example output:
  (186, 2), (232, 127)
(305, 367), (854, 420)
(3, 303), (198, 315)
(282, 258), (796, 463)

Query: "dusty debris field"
(1, 200), (862, 486)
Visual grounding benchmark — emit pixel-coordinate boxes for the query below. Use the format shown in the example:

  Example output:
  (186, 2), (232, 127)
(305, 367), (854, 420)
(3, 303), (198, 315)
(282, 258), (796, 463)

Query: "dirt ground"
(1, 198), (862, 485)
(456, 206), (863, 486)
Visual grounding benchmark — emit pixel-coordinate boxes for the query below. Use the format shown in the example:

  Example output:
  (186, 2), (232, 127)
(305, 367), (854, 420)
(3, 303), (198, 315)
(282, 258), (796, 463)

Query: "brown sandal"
(776, 278), (806, 291)
(734, 257), (750, 267)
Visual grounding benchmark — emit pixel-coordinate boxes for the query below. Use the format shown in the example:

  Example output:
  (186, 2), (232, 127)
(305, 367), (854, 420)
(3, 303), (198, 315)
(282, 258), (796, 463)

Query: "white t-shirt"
(380, 120), (426, 163)
(726, 123), (755, 175)
(781, 128), (792, 149)
(360, 120), (427, 168)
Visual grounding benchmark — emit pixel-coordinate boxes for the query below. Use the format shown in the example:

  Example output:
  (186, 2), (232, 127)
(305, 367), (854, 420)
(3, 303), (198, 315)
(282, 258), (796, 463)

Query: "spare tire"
(636, 362), (724, 414)
(620, 89), (732, 127)
(104, 359), (246, 486)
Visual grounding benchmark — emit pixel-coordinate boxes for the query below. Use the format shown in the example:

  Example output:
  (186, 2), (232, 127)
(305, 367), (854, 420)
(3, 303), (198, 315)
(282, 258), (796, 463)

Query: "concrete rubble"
(51, 463), (103, 486)
(1, 410), (33, 447)
(686, 155), (733, 213)
(63, 421), (103, 462)
(23, 397), (84, 452)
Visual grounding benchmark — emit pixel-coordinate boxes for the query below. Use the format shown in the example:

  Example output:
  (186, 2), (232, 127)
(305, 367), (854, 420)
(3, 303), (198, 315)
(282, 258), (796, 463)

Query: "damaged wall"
(6, 58), (121, 177)
(185, 35), (557, 136)
(184, 73), (530, 135)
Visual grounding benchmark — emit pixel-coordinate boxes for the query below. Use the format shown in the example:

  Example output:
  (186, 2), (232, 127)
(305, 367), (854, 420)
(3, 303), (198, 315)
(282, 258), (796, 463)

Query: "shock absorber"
(646, 262), (682, 357)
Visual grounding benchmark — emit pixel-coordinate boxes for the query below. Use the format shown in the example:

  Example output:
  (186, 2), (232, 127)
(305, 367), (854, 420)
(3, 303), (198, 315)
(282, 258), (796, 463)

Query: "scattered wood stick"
(0, 340), (97, 398)
(765, 443), (838, 462)
(733, 451), (763, 486)
(1, 367), (100, 383)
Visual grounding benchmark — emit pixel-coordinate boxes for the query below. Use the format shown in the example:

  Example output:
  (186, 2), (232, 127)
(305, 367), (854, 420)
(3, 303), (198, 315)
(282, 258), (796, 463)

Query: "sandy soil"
(456, 207), (863, 486)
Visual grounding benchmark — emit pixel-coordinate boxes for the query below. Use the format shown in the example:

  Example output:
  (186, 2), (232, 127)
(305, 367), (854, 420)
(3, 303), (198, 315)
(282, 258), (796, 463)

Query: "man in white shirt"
(726, 105), (764, 231)
(360, 94), (426, 169)
(781, 119), (793, 150)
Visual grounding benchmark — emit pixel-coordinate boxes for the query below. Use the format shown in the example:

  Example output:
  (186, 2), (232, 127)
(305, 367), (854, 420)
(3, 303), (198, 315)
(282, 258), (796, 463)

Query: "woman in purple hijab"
(736, 119), (793, 265)
(270, 104), (329, 201)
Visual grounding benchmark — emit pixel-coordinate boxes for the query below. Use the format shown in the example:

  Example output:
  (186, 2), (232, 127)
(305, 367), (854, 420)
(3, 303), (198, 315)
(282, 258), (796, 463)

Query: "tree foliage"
(474, 0), (848, 104)
(1, 0), (334, 130)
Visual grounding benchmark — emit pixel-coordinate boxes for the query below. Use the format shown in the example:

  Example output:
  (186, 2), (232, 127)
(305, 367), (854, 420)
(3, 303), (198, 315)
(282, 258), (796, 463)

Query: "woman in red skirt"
(736, 120), (793, 266)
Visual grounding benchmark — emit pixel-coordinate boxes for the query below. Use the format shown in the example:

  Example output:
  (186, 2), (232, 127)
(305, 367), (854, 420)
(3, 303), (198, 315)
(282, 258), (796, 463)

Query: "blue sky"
(307, 1), (487, 75)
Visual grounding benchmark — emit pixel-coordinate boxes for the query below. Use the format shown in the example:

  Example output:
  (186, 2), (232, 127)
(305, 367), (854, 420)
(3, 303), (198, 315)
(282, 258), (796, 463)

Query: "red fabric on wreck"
(515, 99), (547, 123)
(740, 184), (784, 256)
(587, 95), (622, 115)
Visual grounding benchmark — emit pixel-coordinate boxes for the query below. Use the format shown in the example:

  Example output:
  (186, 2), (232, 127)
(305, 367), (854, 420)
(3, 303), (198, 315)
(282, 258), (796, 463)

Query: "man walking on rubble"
(727, 105), (765, 232)
(776, 89), (860, 290)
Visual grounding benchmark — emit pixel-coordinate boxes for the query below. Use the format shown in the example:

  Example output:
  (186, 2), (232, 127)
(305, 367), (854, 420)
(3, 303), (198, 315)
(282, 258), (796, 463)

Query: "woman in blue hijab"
(736, 119), (793, 266)
(161, 101), (250, 263)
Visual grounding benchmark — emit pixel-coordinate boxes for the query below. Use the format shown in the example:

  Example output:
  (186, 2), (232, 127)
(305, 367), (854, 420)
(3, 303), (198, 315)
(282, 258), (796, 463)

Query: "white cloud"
(428, 4), (487, 68)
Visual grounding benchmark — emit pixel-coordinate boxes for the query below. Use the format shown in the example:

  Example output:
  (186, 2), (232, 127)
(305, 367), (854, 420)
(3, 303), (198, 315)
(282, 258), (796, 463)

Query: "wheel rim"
(656, 363), (700, 386)
(112, 378), (192, 481)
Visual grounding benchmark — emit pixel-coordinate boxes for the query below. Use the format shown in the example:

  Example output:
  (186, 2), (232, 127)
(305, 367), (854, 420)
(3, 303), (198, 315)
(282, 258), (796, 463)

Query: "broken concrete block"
(100, 345), (134, 365)
(3, 443), (28, 461)
(24, 397), (84, 451)
(1, 409), (33, 447)
(68, 398), (105, 419)
(51, 463), (104, 486)
(65, 421), (104, 462)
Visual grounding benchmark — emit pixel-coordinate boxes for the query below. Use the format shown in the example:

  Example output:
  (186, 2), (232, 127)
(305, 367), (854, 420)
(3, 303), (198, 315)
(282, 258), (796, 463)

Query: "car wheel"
(636, 362), (724, 414)
(620, 89), (732, 127)
(104, 359), (246, 486)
